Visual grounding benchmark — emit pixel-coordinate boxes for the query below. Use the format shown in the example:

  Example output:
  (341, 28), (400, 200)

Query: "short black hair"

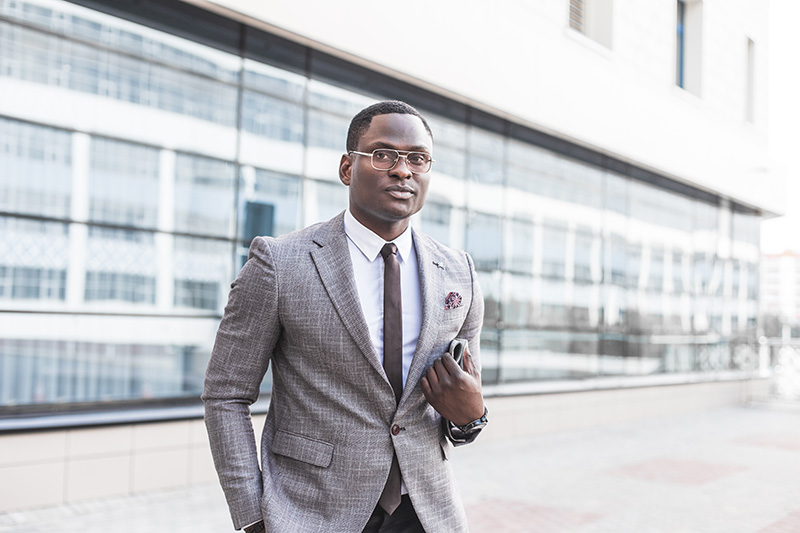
(346, 100), (433, 152)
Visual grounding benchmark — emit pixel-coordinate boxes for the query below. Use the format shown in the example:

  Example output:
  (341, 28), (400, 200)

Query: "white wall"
(199, 0), (781, 215)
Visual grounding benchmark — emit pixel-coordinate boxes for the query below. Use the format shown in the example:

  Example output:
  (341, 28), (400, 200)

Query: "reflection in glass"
(419, 202), (452, 247)
(241, 91), (304, 142)
(84, 229), (157, 305)
(0, 338), (209, 405)
(173, 236), (232, 312)
(504, 274), (535, 328)
(466, 212), (502, 271)
(0, 219), (69, 302)
(175, 153), (236, 237)
(542, 222), (567, 279)
(89, 138), (159, 228)
(506, 219), (535, 275)
(314, 180), (349, 225)
(0, 118), (72, 218)
(241, 169), (302, 241)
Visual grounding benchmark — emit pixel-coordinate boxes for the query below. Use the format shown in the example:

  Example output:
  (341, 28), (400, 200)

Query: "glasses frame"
(349, 149), (434, 173)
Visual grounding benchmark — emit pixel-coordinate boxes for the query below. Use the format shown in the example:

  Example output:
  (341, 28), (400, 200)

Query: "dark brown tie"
(378, 242), (402, 515)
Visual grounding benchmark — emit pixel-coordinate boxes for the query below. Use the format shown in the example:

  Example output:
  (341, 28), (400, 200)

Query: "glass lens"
(370, 149), (431, 172)
(406, 152), (430, 171)
(371, 149), (398, 169)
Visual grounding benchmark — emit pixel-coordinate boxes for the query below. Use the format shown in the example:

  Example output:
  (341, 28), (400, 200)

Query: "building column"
(156, 150), (175, 311)
(66, 132), (90, 308)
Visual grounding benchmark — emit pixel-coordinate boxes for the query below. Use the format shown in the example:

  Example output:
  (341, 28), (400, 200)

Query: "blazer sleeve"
(445, 250), (486, 446)
(202, 237), (280, 529)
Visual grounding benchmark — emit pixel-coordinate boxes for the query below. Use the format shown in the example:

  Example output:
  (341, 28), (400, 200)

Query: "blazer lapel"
(401, 230), (445, 406)
(310, 214), (385, 378)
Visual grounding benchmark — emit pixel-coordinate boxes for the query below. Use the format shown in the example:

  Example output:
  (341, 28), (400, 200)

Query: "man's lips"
(385, 186), (415, 199)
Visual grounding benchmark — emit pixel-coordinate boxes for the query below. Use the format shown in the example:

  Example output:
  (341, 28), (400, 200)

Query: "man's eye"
(408, 154), (426, 165)
(374, 151), (392, 160)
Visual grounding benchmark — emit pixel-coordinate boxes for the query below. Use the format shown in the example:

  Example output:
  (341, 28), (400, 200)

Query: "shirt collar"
(344, 209), (413, 264)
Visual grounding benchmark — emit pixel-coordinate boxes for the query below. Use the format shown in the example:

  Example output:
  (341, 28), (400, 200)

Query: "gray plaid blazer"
(203, 211), (484, 532)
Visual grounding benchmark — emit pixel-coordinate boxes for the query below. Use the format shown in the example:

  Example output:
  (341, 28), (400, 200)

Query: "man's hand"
(420, 346), (484, 426)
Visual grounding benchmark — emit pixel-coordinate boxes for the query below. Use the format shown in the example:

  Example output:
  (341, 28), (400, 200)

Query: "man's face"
(339, 113), (433, 241)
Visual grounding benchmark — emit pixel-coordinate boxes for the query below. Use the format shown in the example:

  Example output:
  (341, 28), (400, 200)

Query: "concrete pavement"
(1, 403), (799, 532)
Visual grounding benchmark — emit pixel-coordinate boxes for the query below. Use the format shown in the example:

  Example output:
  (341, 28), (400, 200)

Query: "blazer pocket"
(271, 429), (334, 468)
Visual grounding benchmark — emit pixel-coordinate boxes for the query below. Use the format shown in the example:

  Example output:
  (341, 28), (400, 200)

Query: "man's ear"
(339, 153), (352, 186)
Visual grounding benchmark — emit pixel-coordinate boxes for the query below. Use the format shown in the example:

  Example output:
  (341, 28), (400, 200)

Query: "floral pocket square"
(444, 292), (463, 310)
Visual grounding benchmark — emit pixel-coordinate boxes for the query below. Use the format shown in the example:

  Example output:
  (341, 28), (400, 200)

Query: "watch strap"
(455, 406), (489, 433)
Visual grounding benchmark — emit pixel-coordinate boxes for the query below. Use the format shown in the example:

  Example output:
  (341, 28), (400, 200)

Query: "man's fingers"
(425, 364), (440, 387)
(460, 346), (473, 372)
(441, 352), (461, 373)
(420, 376), (432, 397)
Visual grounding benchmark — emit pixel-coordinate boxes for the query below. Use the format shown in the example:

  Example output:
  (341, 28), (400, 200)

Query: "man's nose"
(389, 155), (413, 178)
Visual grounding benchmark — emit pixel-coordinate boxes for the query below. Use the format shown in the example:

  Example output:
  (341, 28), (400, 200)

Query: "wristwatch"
(244, 521), (265, 533)
(454, 406), (489, 434)
(444, 406), (489, 444)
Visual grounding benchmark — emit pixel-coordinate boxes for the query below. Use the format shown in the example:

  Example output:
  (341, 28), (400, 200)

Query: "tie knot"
(380, 242), (398, 260)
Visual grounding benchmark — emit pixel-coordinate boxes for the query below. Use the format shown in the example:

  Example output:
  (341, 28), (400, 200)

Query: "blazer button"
(391, 424), (402, 436)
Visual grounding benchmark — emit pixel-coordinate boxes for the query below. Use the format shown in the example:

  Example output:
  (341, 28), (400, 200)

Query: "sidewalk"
(1, 404), (798, 532)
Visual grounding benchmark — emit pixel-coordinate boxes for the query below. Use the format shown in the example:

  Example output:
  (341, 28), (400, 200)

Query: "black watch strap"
(455, 406), (489, 433)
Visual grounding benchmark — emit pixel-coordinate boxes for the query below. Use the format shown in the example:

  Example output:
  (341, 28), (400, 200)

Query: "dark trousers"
(362, 495), (426, 533)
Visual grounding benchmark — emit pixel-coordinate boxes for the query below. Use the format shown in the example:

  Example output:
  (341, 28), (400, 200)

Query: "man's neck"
(348, 211), (409, 242)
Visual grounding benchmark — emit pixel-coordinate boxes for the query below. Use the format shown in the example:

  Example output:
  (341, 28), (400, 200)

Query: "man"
(203, 100), (487, 533)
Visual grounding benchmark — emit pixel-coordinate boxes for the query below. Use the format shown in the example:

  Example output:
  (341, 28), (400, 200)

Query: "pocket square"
(444, 292), (462, 310)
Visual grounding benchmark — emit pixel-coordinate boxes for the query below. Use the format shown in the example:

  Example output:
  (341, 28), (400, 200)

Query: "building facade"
(0, 0), (779, 511)
(761, 251), (800, 331)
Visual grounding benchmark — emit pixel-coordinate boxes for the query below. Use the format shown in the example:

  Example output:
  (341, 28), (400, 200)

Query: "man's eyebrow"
(366, 141), (432, 153)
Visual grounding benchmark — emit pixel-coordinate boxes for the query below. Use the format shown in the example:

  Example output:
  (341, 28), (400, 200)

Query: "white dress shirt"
(343, 209), (422, 388)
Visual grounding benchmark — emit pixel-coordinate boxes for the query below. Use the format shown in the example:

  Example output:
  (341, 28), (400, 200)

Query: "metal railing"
(760, 336), (800, 404)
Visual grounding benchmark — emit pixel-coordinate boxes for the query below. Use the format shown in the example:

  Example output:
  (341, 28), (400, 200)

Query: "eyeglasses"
(349, 149), (434, 173)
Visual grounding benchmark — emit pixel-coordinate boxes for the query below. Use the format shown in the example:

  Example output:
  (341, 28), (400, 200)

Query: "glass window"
(431, 144), (466, 181)
(542, 222), (567, 278)
(672, 252), (687, 293)
(307, 79), (374, 119)
(540, 278), (568, 327)
(1, 22), (238, 125)
(84, 229), (157, 305)
(89, 137), (160, 228)
(173, 236), (233, 312)
(466, 212), (502, 271)
(571, 281), (598, 328)
(243, 59), (306, 101)
(573, 228), (596, 282)
(174, 153), (236, 237)
(605, 172), (628, 216)
(0, 218), (69, 302)
(467, 128), (504, 185)
(239, 168), (302, 243)
(506, 219), (536, 274)
(313, 180), (349, 226)
(0, 118), (72, 218)
(307, 109), (349, 151)
(241, 91), (304, 142)
(419, 202), (453, 247)
(477, 270), (501, 328)
(504, 273), (535, 328)
(0, 337), (210, 406)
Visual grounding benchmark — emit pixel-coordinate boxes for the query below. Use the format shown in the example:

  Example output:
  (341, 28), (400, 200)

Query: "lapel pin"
(444, 292), (462, 310)
(432, 260), (445, 269)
